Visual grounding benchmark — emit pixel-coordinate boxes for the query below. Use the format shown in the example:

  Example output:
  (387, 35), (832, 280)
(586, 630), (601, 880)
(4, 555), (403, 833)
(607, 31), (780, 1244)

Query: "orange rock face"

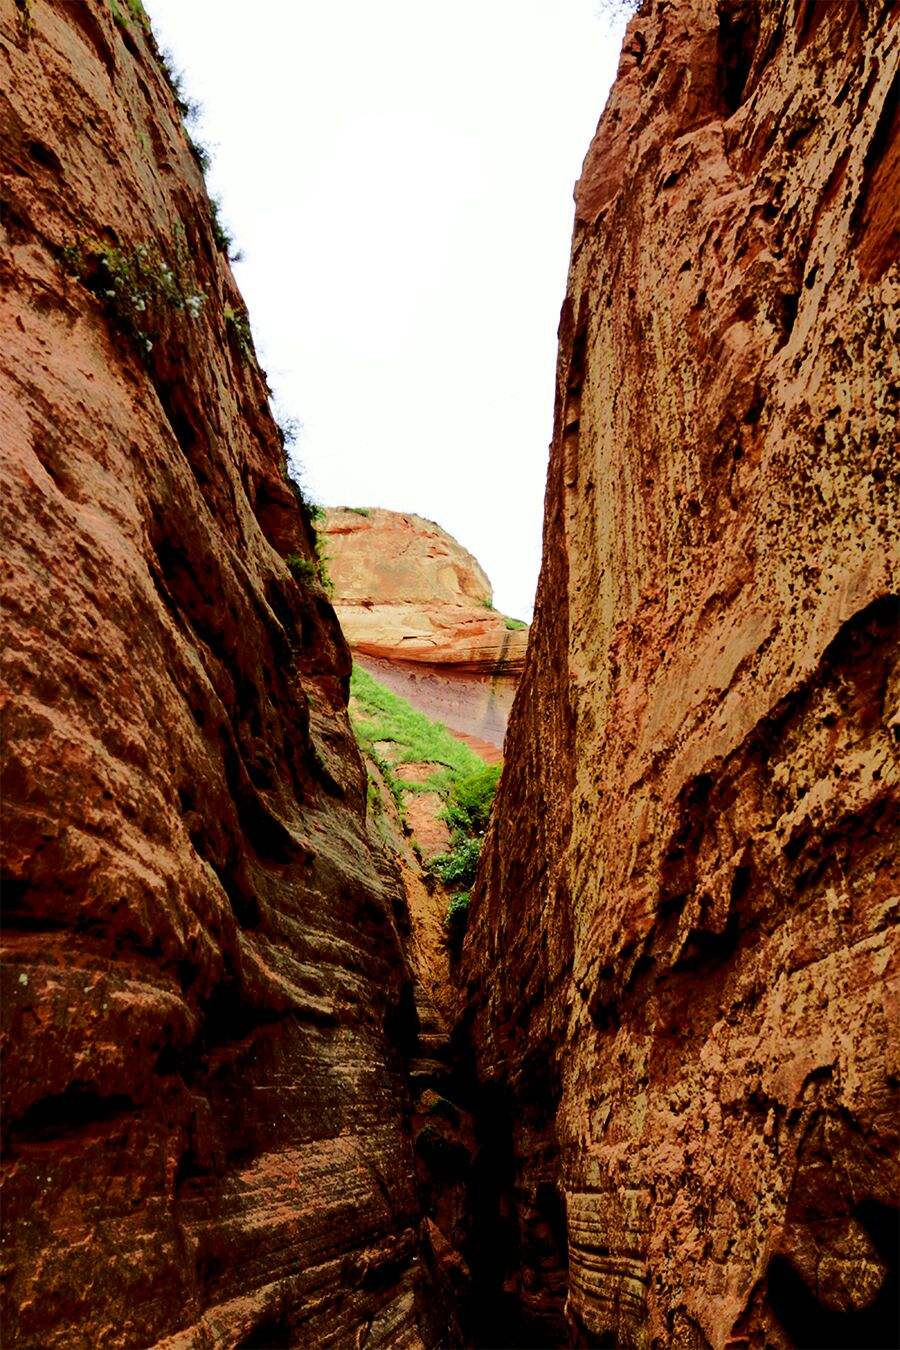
(324, 508), (528, 753)
(324, 508), (527, 673)
(461, 2), (899, 1346)
(0, 7), (445, 1347)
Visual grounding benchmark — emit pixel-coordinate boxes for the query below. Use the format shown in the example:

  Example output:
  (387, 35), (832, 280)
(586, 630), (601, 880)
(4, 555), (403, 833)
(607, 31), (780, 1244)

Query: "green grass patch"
(504, 616), (528, 631)
(349, 666), (500, 948)
(350, 665), (485, 787)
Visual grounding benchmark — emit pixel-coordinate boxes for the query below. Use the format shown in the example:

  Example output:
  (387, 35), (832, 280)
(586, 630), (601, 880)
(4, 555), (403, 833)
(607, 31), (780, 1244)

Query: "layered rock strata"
(0, 6), (444, 1346)
(324, 507), (528, 755)
(461, 1), (900, 1346)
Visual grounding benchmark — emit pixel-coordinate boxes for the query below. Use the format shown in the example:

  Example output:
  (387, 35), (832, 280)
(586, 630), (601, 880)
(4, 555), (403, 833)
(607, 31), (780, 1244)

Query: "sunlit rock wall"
(461, 0), (899, 1344)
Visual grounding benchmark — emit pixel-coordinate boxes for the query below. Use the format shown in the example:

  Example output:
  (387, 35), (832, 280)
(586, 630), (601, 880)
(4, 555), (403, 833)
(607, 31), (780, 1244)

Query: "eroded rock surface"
(324, 507), (527, 755)
(0, 6), (445, 1346)
(324, 508), (527, 674)
(461, 1), (899, 1346)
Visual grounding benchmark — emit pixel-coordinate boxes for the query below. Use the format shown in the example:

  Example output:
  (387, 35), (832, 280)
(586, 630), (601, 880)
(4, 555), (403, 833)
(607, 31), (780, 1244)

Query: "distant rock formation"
(460, 0), (900, 1345)
(323, 508), (529, 757)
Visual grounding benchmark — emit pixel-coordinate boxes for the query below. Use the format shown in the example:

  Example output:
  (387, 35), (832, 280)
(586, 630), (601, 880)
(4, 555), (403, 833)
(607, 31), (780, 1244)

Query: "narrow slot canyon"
(1, 1), (897, 1348)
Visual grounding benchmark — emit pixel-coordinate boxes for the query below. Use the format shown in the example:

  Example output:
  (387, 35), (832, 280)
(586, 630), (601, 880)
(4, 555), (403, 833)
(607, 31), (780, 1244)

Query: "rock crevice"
(2, 1), (898, 1347)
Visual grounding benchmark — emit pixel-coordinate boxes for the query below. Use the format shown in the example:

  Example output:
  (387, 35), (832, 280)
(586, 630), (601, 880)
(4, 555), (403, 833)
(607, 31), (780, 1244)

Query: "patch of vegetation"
(442, 764), (501, 835)
(349, 668), (500, 950)
(431, 763), (501, 950)
(109, 0), (149, 30)
(285, 539), (332, 595)
(279, 484), (331, 592)
(447, 893), (470, 922)
(350, 664), (487, 840)
(188, 135), (212, 175)
(346, 507), (371, 517)
(275, 418), (326, 537)
(431, 836), (481, 888)
(14, 0), (32, 40)
(154, 48), (213, 176)
(504, 616), (527, 631)
(446, 892), (470, 953)
(596, 0), (640, 16)
(277, 415), (305, 486)
(210, 197), (232, 253)
(278, 416), (302, 449)
(158, 50), (192, 118)
(377, 754), (407, 815)
(223, 303), (254, 361)
(60, 231), (205, 357)
(481, 597), (495, 610)
(350, 665), (485, 786)
(315, 531), (334, 596)
(285, 554), (317, 584)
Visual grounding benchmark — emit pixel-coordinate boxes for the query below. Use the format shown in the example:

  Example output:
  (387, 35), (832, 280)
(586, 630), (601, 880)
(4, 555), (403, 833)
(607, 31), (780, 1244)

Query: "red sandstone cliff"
(0, 5), (447, 1346)
(461, 1), (899, 1345)
(324, 507), (529, 757)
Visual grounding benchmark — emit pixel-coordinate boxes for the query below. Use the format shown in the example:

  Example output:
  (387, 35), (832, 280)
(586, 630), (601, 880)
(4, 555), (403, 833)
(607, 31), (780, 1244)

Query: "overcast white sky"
(144, 1), (627, 620)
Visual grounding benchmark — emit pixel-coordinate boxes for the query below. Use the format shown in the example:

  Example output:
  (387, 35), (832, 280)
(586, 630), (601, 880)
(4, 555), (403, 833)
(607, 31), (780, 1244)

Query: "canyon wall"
(461, 1), (899, 1346)
(324, 507), (528, 758)
(0, 5), (446, 1346)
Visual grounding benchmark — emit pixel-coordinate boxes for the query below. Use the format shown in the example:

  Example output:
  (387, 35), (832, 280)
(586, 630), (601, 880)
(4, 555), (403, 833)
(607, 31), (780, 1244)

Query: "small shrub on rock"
(223, 303), (254, 361)
(61, 232), (205, 356)
(442, 764), (501, 836)
(431, 836), (481, 888)
(285, 553), (318, 585)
